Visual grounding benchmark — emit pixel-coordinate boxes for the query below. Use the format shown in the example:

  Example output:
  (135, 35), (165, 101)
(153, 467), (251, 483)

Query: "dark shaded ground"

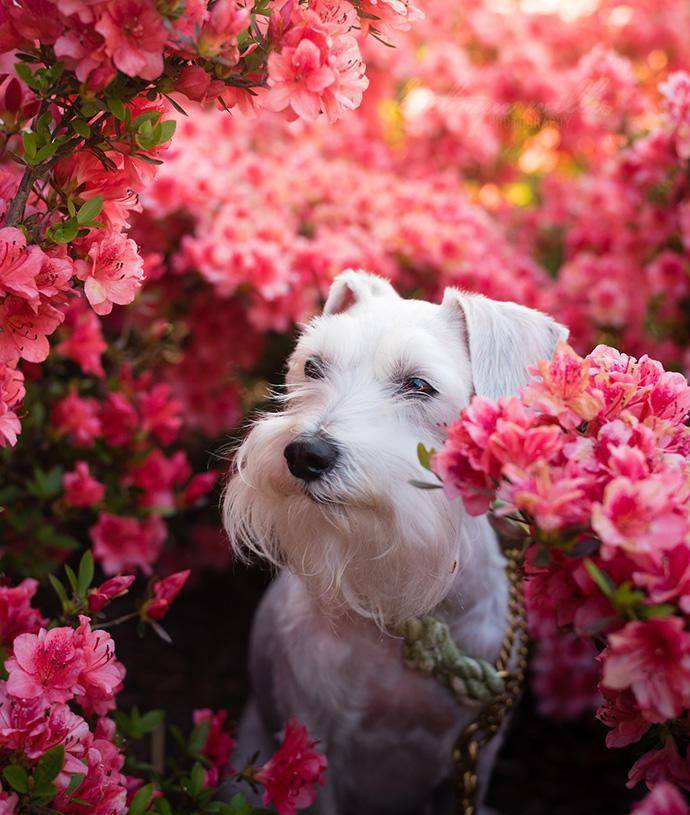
(118, 564), (640, 815)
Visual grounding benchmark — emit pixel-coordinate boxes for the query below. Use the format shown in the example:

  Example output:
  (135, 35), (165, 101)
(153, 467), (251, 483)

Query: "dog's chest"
(256, 571), (507, 807)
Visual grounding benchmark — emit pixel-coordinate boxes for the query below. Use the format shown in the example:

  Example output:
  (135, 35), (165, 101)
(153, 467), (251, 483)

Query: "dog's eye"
(304, 358), (325, 380)
(399, 377), (438, 398)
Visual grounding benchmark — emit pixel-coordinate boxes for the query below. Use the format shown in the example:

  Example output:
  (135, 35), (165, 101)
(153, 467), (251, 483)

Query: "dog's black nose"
(284, 436), (339, 481)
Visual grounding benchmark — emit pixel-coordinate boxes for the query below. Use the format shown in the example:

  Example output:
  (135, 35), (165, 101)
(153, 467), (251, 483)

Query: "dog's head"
(223, 270), (567, 626)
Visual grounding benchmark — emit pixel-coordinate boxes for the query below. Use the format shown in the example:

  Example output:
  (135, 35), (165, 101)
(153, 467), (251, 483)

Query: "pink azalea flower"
(63, 461), (106, 507)
(175, 65), (224, 104)
(90, 513), (166, 575)
(265, 6), (367, 123)
(432, 396), (503, 514)
(356, 0), (424, 35)
(197, 0), (249, 59)
(52, 731), (128, 815)
(52, 391), (102, 447)
(0, 578), (45, 647)
(56, 299), (107, 378)
(137, 383), (183, 445)
(129, 450), (191, 509)
(143, 570), (190, 621)
(5, 626), (83, 704)
(660, 71), (690, 160)
(0, 226), (44, 303)
(35, 248), (73, 299)
(182, 471), (218, 506)
(100, 392), (138, 447)
(592, 475), (689, 560)
(95, 0), (168, 81)
(627, 738), (690, 792)
(192, 708), (236, 785)
(54, 17), (115, 90)
(632, 783), (690, 815)
(596, 688), (651, 748)
(0, 785), (17, 815)
(74, 231), (145, 316)
(88, 575), (136, 614)
(0, 297), (63, 364)
(633, 546), (690, 614)
(255, 720), (327, 815)
(602, 618), (690, 722)
(488, 398), (563, 471)
(0, 363), (24, 447)
(74, 616), (125, 714)
(501, 461), (590, 532)
(525, 341), (604, 430)
(23, 701), (91, 783)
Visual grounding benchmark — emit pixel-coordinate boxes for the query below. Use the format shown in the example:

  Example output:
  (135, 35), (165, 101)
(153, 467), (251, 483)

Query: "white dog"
(223, 270), (567, 814)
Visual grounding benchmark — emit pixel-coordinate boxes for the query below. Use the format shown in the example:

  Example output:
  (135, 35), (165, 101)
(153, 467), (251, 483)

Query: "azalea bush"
(433, 342), (690, 813)
(1, 0), (690, 812)
(0, 551), (326, 813)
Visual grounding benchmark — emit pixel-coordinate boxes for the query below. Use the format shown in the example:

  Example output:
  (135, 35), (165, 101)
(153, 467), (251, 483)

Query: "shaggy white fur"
(222, 270), (567, 814)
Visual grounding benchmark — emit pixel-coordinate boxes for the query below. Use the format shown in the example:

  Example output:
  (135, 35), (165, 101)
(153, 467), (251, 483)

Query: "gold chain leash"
(452, 547), (529, 815)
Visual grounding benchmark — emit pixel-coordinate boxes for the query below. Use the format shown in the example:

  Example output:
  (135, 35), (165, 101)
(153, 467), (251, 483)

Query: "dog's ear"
(441, 288), (569, 400)
(324, 269), (399, 315)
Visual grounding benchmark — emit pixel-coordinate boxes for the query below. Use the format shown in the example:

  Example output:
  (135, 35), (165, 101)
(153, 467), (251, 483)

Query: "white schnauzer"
(223, 270), (567, 814)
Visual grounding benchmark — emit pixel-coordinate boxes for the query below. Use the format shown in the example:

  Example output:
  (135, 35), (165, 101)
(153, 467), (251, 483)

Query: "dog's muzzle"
(284, 435), (339, 482)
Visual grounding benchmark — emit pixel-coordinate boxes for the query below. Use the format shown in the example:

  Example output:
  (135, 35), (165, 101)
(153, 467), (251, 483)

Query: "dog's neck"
(300, 513), (509, 662)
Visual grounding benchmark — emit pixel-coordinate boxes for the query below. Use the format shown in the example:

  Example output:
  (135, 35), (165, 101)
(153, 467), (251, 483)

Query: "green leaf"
(45, 217), (79, 245)
(584, 559), (615, 599)
(66, 772), (85, 796)
(64, 564), (78, 594)
(77, 195), (103, 226)
(639, 603), (676, 620)
(131, 111), (161, 130)
(226, 794), (253, 815)
(72, 119), (91, 139)
(14, 62), (34, 86)
(153, 798), (173, 815)
(416, 442), (435, 471)
(35, 744), (65, 787)
(35, 141), (58, 163)
(129, 782), (155, 815)
(139, 709), (165, 734)
(22, 131), (37, 160)
(3, 764), (29, 794)
(77, 549), (95, 597)
(157, 119), (176, 144)
(188, 763), (205, 799)
(187, 720), (210, 753)
(107, 97), (127, 121)
(48, 573), (69, 608)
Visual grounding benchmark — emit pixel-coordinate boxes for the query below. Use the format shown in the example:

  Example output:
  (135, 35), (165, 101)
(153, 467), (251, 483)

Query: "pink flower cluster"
(435, 342), (690, 797)
(0, 603), (128, 815)
(46, 368), (217, 575)
(255, 720), (327, 815)
(0, 565), (326, 815)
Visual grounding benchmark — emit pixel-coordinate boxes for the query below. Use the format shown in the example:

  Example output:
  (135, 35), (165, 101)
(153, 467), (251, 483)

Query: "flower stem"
(5, 166), (36, 228)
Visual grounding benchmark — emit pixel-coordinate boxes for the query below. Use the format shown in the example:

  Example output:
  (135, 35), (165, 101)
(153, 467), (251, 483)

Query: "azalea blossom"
(143, 570), (190, 621)
(87, 575), (136, 614)
(5, 626), (82, 704)
(90, 513), (167, 575)
(74, 231), (145, 316)
(601, 619), (690, 722)
(95, 0), (168, 81)
(62, 461), (106, 507)
(632, 783), (690, 815)
(256, 720), (327, 815)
